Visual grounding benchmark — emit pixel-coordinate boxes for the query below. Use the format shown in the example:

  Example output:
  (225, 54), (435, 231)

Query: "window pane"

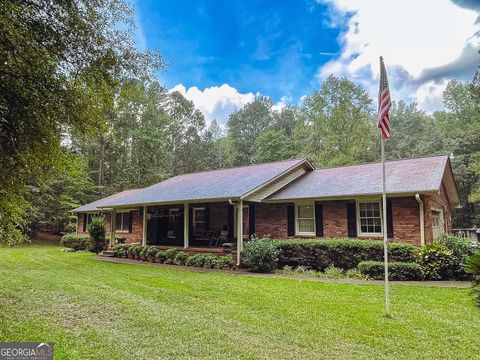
(359, 202), (382, 234)
(298, 219), (314, 233)
(298, 205), (313, 218)
(116, 213), (122, 230)
(195, 209), (205, 222)
(122, 213), (130, 231)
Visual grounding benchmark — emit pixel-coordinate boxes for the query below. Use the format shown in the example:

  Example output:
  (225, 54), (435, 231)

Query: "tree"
(28, 155), (98, 235)
(385, 101), (444, 160)
(256, 130), (297, 163)
(436, 79), (480, 227)
(0, 0), (163, 244)
(296, 75), (377, 167)
(226, 96), (274, 165)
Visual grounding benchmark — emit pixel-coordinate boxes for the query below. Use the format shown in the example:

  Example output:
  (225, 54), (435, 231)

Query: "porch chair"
(210, 230), (229, 248)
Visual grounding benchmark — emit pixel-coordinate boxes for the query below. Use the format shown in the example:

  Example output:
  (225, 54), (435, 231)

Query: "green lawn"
(0, 245), (478, 359)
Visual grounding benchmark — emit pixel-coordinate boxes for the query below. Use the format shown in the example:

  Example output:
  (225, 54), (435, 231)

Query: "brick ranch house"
(71, 155), (459, 264)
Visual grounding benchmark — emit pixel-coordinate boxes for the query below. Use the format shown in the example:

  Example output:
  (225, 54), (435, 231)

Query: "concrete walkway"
(95, 256), (472, 289)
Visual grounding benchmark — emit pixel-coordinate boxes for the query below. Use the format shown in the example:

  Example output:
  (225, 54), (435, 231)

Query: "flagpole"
(381, 136), (390, 317)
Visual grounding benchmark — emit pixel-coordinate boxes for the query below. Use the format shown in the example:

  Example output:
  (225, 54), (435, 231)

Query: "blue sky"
(133, 0), (479, 124)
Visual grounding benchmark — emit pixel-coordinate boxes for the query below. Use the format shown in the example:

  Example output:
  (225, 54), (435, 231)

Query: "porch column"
(110, 209), (116, 247)
(184, 203), (189, 248)
(236, 200), (243, 266)
(142, 206), (147, 246)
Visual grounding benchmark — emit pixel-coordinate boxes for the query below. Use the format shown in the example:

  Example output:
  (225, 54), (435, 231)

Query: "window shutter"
(386, 200), (394, 238)
(82, 214), (87, 232)
(205, 206), (210, 230)
(189, 207), (193, 233)
(315, 202), (324, 237)
(287, 204), (295, 236)
(347, 202), (357, 237)
(248, 204), (256, 237)
(227, 206), (234, 239)
(128, 212), (133, 233)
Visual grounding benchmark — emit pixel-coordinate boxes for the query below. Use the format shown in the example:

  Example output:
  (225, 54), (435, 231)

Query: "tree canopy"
(1, 1), (479, 244)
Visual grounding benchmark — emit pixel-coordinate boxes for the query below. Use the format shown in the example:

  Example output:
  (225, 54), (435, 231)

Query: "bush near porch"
(112, 244), (235, 269)
(273, 238), (416, 271)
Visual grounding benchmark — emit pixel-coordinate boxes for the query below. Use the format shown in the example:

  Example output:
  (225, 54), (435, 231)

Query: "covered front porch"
(109, 201), (256, 264)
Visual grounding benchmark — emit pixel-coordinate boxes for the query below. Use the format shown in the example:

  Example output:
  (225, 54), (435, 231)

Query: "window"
(115, 212), (131, 232)
(168, 209), (180, 230)
(358, 202), (382, 235)
(193, 208), (206, 232)
(296, 204), (315, 235)
(432, 208), (444, 241)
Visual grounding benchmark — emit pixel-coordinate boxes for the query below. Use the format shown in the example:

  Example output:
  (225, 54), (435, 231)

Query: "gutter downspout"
(415, 194), (425, 246)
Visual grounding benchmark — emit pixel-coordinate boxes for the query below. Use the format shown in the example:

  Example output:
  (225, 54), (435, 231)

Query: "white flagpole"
(381, 137), (390, 317)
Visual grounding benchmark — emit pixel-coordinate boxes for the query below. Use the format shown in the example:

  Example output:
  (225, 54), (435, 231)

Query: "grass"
(0, 245), (479, 359)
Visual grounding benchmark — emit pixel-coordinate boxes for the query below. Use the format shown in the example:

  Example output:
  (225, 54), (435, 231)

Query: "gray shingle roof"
(96, 158), (307, 208)
(70, 189), (140, 213)
(269, 155), (454, 201)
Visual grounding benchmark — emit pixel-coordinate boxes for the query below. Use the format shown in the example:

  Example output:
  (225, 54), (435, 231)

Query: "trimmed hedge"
(274, 238), (416, 271)
(358, 261), (424, 280)
(61, 233), (91, 251)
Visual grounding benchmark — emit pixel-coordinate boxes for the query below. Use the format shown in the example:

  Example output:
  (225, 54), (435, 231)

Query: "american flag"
(377, 57), (391, 139)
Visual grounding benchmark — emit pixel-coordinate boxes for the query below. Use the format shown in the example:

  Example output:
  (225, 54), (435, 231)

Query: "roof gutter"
(415, 194), (425, 246)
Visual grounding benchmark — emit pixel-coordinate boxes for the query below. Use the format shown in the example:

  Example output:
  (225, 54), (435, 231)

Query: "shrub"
(127, 245), (136, 259)
(61, 233), (90, 251)
(113, 244), (130, 258)
(132, 245), (143, 260)
(164, 249), (178, 264)
(87, 216), (107, 254)
(242, 237), (278, 273)
(216, 255), (235, 269)
(139, 246), (151, 261)
(185, 253), (216, 267)
(437, 234), (475, 279)
(274, 238), (416, 271)
(174, 251), (189, 266)
(417, 242), (455, 280)
(146, 247), (159, 262)
(155, 250), (168, 264)
(463, 253), (480, 306)
(358, 261), (424, 280)
(323, 266), (345, 279)
(202, 254), (219, 268)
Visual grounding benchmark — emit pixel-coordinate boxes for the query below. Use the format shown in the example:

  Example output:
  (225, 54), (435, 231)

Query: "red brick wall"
(391, 197), (421, 246)
(323, 201), (349, 238)
(76, 211), (143, 244)
(423, 183), (453, 244)
(252, 198), (426, 246)
(255, 203), (289, 238)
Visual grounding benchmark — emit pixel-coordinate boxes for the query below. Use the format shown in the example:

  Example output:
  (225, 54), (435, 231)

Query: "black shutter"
(347, 202), (357, 237)
(205, 206), (210, 230)
(287, 204), (295, 236)
(227, 206), (234, 238)
(315, 202), (324, 237)
(128, 212), (133, 233)
(387, 200), (394, 238)
(82, 214), (87, 232)
(248, 204), (256, 237)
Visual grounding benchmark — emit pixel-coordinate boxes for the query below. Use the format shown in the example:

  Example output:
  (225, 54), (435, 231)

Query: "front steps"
(100, 249), (116, 257)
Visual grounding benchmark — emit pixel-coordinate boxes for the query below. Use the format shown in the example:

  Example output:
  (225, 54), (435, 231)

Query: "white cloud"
(319, 0), (479, 112)
(170, 84), (289, 125)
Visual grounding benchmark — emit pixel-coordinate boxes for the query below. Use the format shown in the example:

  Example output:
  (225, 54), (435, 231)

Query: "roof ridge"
(159, 158), (306, 179)
(312, 154), (449, 171)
